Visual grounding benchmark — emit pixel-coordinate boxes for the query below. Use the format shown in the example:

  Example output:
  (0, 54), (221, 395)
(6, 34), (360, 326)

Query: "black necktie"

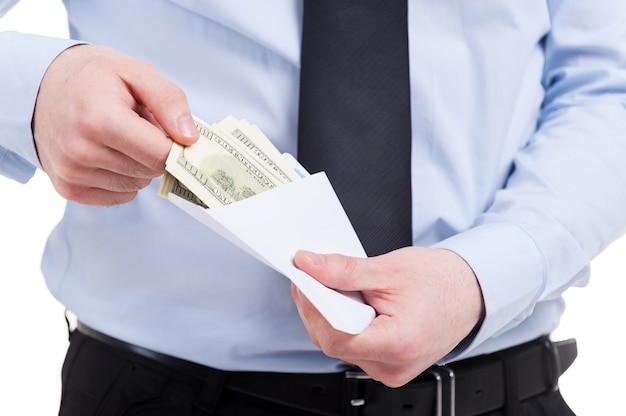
(297, 1), (412, 257)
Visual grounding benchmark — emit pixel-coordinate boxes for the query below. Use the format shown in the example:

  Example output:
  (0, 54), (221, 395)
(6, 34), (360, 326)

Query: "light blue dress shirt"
(2, 0), (626, 373)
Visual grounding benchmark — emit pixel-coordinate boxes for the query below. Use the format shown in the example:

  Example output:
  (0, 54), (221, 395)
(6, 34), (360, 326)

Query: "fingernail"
(301, 250), (325, 266)
(177, 115), (198, 139)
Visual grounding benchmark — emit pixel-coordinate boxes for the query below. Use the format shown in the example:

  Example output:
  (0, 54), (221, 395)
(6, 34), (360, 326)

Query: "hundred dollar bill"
(158, 115), (298, 208)
(158, 171), (208, 208)
(214, 116), (301, 184)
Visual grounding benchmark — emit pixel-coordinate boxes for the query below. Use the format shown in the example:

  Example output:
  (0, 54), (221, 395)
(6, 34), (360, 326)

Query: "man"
(2, 0), (626, 415)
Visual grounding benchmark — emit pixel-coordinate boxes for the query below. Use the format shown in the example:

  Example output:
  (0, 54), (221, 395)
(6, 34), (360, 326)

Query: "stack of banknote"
(158, 115), (301, 208)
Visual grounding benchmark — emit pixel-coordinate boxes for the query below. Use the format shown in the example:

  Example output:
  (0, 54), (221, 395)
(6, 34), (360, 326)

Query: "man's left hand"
(292, 247), (484, 388)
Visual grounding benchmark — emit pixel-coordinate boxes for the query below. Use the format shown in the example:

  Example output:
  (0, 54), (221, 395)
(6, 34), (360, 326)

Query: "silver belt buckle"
(345, 366), (455, 415)
(428, 366), (456, 416)
(345, 369), (372, 408)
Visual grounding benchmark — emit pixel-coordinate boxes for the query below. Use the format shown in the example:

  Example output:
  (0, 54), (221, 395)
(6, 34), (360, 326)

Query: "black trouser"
(59, 328), (577, 416)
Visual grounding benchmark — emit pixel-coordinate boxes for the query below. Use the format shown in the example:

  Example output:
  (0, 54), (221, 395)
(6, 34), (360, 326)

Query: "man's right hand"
(32, 44), (199, 206)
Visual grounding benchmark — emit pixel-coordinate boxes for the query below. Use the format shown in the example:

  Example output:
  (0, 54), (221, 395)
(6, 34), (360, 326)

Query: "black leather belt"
(76, 322), (576, 416)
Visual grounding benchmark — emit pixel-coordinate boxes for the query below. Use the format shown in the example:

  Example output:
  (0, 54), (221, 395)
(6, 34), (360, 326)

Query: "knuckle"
(116, 161), (160, 179)
(54, 181), (88, 202)
(341, 255), (359, 275)
(147, 78), (187, 115)
(52, 158), (88, 187)
(366, 365), (415, 388)
(318, 336), (346, 360)
(154, 77), (186, 103)
(326, 253), (360, 278)
(162, 85), (187, 106)
(107, 175), (151, 193)
(149, 154), (167, 173)
(65, 143), (94, 166)
(326, 254), (362, 282)
(382, 372), (412, 388)
(61, 165), (88, 186)
(107, 192), (138, 206)
(137, 177), (153, 189)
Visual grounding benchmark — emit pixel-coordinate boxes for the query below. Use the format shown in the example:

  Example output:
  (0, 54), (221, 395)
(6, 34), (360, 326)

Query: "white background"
(1, 1), (624, 414)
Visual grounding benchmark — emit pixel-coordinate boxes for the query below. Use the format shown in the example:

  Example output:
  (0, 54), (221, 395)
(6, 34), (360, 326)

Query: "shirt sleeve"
(0, 0), (18, 17)
(0, 31), (82, 183)
(435, 0), (626, 359)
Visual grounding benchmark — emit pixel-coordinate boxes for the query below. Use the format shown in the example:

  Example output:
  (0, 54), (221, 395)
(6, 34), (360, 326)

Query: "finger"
(96, 106), (174, 174)
(291, 284), (403, 362)
(292, 286), (341, 359)
(136, 104), (167, 136)
(53, 165), (152, 196)
(122, 62), (199, 145)
(54, 183), (141, 206)
(292, 285), (421, 387)
(47, 132), (155, 194)
(350, 356), (421, 388)
(63, 138), (162, 180)
(293, 250), (389, 292)
(292, 284), (368, 360)
(291, 285), (322, 348)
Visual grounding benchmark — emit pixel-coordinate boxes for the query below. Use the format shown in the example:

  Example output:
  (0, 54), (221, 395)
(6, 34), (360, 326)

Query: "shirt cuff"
(0, 146), (36, 183)
(0, 32), (84, 182)
(433, 221), (546, 361)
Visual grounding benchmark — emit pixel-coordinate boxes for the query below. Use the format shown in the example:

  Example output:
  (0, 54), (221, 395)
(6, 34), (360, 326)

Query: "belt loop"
(540, 336), (560, 392)
(344, 369), (371, 416)
(493, 351), (521, 416)
(64, 309), (78, 341)
(193, 369), (229, 415)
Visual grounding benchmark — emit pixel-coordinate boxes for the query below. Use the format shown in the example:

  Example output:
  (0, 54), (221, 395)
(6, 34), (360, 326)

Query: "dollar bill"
(158, 171), (208, 208)
(158, 115), (299, 208)
(214, 116), (301, 184)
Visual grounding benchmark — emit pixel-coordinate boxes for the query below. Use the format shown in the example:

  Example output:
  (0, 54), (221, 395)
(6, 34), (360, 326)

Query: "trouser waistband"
(75, 322), (577, 416)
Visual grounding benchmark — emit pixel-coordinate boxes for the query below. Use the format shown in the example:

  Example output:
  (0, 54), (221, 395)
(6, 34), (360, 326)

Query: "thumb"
(123, 61), (199, 146)
(294, 250), (381, 292)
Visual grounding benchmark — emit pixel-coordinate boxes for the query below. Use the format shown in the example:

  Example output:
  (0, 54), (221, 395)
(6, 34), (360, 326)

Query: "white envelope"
(168, 171), (376, 334)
